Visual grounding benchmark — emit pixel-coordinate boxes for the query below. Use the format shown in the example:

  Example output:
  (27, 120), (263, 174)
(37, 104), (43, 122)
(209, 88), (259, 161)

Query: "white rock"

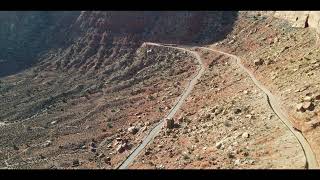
(128, 126), (139, 134)
(116, 144), (123, 152)
(303, 102), (313, 110)
(234, 159), (241, 166)
(232, 141), (238, 146)
(296, 103), (304, 112)
(43, 140), (52, 147)
(242, 132), (250, 138)
(304, 96), (312, 102)
(145, 121), (150, 126)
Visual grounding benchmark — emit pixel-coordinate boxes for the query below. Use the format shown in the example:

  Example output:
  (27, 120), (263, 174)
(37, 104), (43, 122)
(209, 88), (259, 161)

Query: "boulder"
(145, 121), (150, 126)
(304, 96), (313, 102)
(234, 108), (242, 114)
(215, 141), (223, 149)
(296, 103), (305, 112)
(215, 107), (223, 115)
(303, 102), (314, 111)
(165, 118), (175, 129)
(105, 157), (111, 162)
(116, 144), (125, 153)
(211, 106), (218, 113)
(242, 132), (250, 138)
(104, 157), (111, 164)
(254, 59), (264, 66)
(43, 140), (52, 148)
(182, 152), (190, 160)
(145, 150), (151, 155)
(127, 126), (139, 134)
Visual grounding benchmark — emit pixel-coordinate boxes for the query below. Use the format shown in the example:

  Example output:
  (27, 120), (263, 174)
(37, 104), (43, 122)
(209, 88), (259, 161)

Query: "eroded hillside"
(1, 11), (319, 169)
(0, 11), (237, 169)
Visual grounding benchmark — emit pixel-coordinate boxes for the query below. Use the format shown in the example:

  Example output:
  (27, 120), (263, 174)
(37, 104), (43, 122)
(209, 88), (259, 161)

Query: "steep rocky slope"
(0, 11), (237, 169)
(2, 11), (318, 169)
(128, 11), (320, 169)
(0, 11), (81, 77)
(214, 11), (320, 166)
(0, 11), (237, 77)
(129, 45), (305, 169)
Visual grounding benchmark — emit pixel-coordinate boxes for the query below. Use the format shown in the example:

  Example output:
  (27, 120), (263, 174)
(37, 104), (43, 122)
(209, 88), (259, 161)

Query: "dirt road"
(118, 42), (318, 169)
(117, 42), (205, 169)
(200, 46), (318, 169)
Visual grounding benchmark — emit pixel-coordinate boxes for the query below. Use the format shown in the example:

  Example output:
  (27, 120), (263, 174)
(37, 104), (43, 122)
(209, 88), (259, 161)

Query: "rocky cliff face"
(45, 11), (237, 75)
(0, 11), (238, 77)
(0, 11), (81, 77)
(0, 11), (239, 169)
(274, 11), (320, 33)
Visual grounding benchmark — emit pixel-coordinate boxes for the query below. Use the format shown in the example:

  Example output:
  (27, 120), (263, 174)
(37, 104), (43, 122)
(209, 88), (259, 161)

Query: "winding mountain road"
(117, 42), (205, 169)
(200, 46), (318, 169)
(117, 42), (318, 169)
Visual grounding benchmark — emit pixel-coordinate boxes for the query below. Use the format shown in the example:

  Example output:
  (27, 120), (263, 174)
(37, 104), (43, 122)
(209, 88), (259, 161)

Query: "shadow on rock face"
(0, 11), (81, 78)
(0, 11), (238, 78)
(145, 11), (239, 46)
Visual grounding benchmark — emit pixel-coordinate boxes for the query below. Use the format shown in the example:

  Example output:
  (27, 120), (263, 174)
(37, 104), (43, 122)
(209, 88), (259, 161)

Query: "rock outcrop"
(0, 11), (238, 77)
(274, 11), (320, 34)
